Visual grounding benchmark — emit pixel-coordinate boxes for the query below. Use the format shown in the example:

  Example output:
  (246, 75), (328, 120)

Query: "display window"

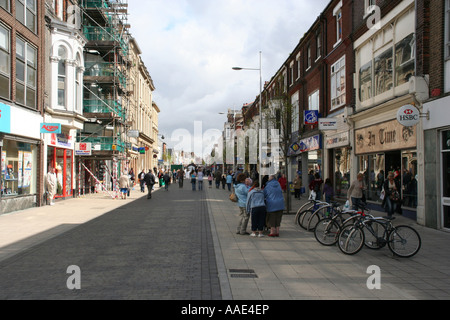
(47, 146), (73, 198)
(1, 139), (38, 197)
(358, 150), (417, 208)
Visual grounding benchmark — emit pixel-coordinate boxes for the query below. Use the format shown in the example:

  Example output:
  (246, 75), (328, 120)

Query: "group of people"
(232, 174), (286, 238)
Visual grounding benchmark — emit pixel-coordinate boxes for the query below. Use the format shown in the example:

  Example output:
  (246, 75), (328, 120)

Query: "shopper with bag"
(382, 172), (401, 220)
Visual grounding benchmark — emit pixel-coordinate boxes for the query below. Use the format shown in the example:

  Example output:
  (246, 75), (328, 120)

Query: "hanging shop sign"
(40, 123), (62, 134)
(355, 119), (417, 155)
(319, 118), (338, 131)
(397, 105), (420, 127)
(304, 110), (319, 125)
(325, 131), (349, 149)
(75, 143), (92, 156)
(297, 135), (321, 154)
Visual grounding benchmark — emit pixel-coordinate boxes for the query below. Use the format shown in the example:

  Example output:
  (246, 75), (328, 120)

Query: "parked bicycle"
(296, 200), (329, 229)
(314, 203), (372, 246)
(337, 214), (421, 258)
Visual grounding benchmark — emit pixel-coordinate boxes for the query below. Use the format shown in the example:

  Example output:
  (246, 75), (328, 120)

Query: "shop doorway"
(47, 147), (73, 198)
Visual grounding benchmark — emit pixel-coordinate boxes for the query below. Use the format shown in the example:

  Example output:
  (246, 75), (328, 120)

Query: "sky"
(127, 0), (330, 155)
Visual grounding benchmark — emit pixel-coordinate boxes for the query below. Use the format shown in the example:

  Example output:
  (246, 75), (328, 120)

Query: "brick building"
(0, 0), (46, 213)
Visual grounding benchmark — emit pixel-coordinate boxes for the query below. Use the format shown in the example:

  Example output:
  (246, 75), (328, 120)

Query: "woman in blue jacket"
(263, 175), (286, 237)
(234, 173), (250, 235)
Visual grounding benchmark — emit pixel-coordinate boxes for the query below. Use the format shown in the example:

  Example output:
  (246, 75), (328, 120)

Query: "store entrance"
(385, 151), (401, 176)
(47, 147), (73, 199)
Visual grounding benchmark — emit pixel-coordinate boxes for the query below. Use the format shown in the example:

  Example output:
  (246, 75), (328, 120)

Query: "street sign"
(397, 105), (420, 127)
(319, 118), (338, 130)
(304, 110), (319, 125)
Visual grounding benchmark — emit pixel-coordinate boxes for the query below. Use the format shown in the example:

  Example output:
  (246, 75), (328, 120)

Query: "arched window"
(57, 46), (67, 107)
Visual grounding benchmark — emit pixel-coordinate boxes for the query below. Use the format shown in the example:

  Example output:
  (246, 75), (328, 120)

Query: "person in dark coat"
(144, 170), (156, 199)
(382, 172), (402, 219)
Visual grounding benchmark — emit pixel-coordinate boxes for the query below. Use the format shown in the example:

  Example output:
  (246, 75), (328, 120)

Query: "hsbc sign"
(397, 105), (420, 127)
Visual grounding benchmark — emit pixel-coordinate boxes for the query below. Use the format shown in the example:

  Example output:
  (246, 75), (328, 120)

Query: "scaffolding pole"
(81, 162), (116, 199)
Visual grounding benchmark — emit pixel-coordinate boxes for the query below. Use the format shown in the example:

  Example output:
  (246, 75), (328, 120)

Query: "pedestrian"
(235, 173), (250, 235)
(293, 174), (302, 199)
(139, 170), (146, 193)
(179, 168), (185, 188)
(144, 170), (156, 199)
(190, 170), (197, 191)
(278, 174), (287, 192)
(163, 171), (171, 191)
(323, 178), (334, 204)
(382, 171), (401, 220)
(119, 171), (130, 200)
(246, 181), (266, 238)
(208, 173), (213, 188)
(348, 173), (366, 210)
(226, 172), (233, 191)
(197, 169), (204, 191)
(263, 175), (285, 237)
(309, 173), (324, 200)
(215, 170), (222, 189)
(221, 174), (226, 190)
(46, 166), (57, 206)
(129, 168), (135, 188)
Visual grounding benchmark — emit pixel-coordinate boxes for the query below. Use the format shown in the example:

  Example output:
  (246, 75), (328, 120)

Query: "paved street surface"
(1, 181), (450, 300)
(0, 184), (220, 300)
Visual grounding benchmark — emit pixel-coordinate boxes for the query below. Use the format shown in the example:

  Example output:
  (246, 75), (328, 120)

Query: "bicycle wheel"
(388, 225), (421, 258)
(294, 201), (314, 225)
(364, 220), (388, 250)
(307, 205), (332, 231)
(338, 225), (365, 255)
(314, 218), (341, 246)
(299, 209), (315, 230)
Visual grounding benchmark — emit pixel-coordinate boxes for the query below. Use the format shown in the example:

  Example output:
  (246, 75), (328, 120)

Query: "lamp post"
(232, 51), (263, 186)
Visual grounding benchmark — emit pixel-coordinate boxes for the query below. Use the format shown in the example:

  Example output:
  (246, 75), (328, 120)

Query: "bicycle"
(313, 204), (372, 246)
(297, 200), (329, 230)
(337, 215), (421, 258)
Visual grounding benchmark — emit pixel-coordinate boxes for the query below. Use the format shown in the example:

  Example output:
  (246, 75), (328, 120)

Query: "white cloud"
(128, 0), (330, 154)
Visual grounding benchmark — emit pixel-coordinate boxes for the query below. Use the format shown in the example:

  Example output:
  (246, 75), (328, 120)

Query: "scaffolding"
(78, 0), (131, 195)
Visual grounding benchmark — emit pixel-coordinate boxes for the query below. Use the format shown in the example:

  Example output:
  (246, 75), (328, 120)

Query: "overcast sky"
(128, 0), (330, 154)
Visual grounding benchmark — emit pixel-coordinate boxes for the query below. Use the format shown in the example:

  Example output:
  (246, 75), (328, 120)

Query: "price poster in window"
(1, 151), (6, 176)
(23, 152), (32, 188)
(18, 151), (23, 188)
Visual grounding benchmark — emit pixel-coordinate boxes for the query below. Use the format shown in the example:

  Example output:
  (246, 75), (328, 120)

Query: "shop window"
(442, 131), (450, 228)
(374, 48), (393, 96)
(1, 139), (37, 197)
(395, 33), (415, 87)
(359, 61), (372, 102)
(0, 24), (10, 99)
(334, 148), (351, 198)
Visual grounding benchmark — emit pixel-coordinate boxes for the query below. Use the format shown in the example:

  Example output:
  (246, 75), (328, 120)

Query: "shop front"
(0, 102), (43, 214)
(354, 119), (418, 213)
(46, 129), (76, 199)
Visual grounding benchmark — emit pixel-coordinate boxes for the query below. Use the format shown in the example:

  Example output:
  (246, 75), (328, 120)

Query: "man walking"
(144, 169), (156, 199)
(163, 171), (171, 191)
(139, 170), (146, 193)
(46, 166), (57, 206)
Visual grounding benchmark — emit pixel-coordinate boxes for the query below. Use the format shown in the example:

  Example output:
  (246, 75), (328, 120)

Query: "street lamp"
(233, 51), (263, 186)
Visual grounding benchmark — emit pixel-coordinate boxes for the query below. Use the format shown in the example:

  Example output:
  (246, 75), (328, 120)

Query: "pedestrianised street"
(1, 185), (450, 301)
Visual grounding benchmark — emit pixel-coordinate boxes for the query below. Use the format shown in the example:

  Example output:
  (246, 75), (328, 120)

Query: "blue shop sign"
(0, 103), (11, 134)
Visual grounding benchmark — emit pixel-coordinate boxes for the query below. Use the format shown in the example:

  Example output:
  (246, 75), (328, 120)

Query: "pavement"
(1, 183), (450, 300)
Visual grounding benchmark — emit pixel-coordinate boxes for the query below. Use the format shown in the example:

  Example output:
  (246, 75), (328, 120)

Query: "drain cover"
(229, 269), (258, 278)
